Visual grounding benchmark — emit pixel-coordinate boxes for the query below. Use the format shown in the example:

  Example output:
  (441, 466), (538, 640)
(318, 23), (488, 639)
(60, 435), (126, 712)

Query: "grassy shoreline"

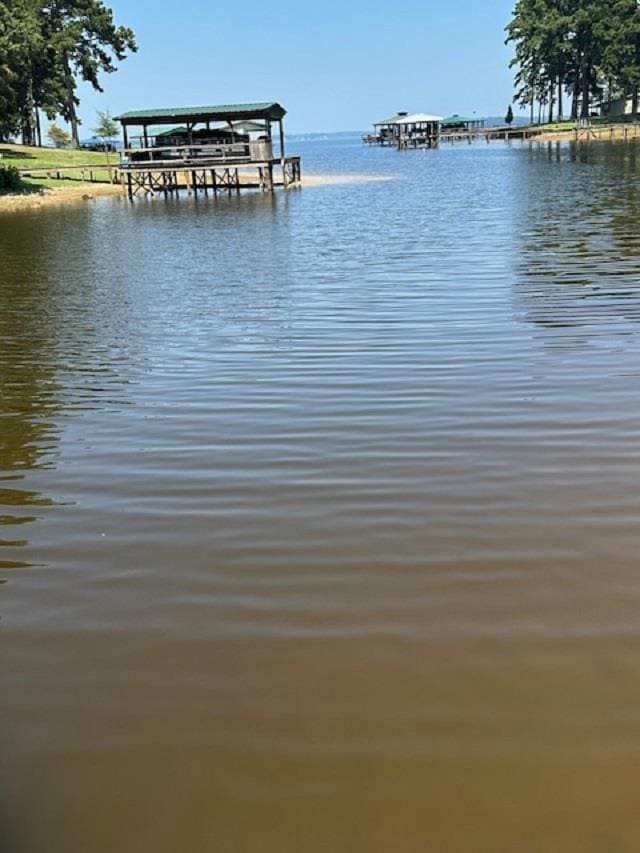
(0, 142), (118, 208)
(529, 120), (640, 143)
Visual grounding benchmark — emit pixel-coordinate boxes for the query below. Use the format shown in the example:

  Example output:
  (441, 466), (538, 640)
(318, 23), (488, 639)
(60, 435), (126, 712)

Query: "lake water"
(2, 137), (640, 852)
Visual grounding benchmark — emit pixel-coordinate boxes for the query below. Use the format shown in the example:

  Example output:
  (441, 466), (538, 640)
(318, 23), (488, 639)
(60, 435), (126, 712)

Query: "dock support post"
(279, 118), (287, 189)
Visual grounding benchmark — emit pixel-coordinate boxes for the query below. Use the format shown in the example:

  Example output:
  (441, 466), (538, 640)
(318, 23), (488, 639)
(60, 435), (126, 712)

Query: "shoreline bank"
(532, 123), (640, 144)
(0, 173), (391, 213)
(0, 182), (123, 213)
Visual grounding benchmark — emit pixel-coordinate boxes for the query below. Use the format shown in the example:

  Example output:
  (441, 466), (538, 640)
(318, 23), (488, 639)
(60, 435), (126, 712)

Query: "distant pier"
(364, 112), (442, 149)
(440, 126), (534, 143)
(364, 111), (535, 149)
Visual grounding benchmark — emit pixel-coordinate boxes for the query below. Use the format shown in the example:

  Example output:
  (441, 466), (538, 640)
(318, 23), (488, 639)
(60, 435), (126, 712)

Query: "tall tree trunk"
(548, 82), (555, 124)
(21, 79), (35, 145)
(35, 108), (42, 147)
(580, 50), (591, 120)
(63, 54), (80, 147)
(558, 78), (564, 121)
(571, 55), (581, 120)
(633, 84), (639, 117)
(530, 97), (535, 125)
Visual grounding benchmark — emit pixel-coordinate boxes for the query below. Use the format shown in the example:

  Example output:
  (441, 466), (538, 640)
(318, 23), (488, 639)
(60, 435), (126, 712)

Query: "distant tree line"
(0, 0), (136, 146)
(506, 0), (640, 123)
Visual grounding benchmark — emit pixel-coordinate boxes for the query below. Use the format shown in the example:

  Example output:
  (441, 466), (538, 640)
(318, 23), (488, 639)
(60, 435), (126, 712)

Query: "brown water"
(2, 139), (640, 852)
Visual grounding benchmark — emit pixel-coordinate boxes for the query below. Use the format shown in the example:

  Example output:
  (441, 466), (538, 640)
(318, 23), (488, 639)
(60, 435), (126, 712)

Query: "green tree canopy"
(506, 0), (640, 123)
(0, 0), (136, 145)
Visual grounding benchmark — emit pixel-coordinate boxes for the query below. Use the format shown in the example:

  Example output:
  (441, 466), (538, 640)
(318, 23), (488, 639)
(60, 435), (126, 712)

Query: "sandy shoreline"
(533, 124), (640, 143)
(0, 182), (123, 213)
(301, 174), (392, 186)
(0, 172), (391, 213)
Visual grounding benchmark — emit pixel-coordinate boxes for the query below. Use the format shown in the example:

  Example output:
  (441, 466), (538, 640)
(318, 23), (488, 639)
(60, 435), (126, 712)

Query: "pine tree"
(0, 0), (136, 146)
(43, 0), (137, 146)
(506, 0), (637, 124)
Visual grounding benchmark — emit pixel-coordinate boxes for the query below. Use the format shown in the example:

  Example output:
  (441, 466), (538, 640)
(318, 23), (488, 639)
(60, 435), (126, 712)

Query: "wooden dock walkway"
(440, 126), (534, 144)
(120, 153), (302, 198)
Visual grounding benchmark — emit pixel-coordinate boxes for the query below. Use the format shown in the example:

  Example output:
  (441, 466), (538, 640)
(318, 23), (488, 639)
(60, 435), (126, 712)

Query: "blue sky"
(76, 0), (518, 135)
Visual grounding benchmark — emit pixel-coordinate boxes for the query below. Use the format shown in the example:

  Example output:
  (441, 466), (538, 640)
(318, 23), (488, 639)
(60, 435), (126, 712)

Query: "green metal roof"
(441, 115), (482, 126)
(116, 102), (286, 125)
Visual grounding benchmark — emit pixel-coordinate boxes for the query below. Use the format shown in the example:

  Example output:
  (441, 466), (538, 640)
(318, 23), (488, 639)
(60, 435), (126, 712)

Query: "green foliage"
(47, 121), (71, 147)
(0, 0), (136, 146)
(506, 0), (640, 122)
(93, 109), (118, 141)
(0, 163), (23, 191)
(505, 105), (514, 124)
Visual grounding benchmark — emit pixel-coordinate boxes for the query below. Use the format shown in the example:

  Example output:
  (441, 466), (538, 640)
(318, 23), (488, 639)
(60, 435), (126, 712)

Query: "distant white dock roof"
(375, 112), (443, 126)
(394, 113), (443, 124)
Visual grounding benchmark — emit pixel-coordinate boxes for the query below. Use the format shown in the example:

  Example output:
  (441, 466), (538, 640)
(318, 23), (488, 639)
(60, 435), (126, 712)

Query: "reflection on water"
(0, 208), (140, 570)
(2, 139), (640, 852)
(0, 218), (62, 567)
(513, 141), (640, 347)
(0, 220), (65, 470)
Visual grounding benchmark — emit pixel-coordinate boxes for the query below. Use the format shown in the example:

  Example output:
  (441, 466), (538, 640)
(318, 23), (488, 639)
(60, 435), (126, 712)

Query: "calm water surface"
(2, 139), (640, 851)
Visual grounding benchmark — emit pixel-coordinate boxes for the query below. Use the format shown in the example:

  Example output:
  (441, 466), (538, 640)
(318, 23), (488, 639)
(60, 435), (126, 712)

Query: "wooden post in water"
(279, 118), (286, 188)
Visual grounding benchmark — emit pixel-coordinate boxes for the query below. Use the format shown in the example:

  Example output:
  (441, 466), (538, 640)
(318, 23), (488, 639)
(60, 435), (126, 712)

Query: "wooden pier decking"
(440, 126), (534, 143)
(120, 157), (301, 198)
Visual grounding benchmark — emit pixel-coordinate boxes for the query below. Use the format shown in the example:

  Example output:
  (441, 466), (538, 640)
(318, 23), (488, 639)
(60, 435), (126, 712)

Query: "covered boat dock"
(440, 114), (486, 142)
(115, 102), (302, 198)
(363, 111), (442, 149)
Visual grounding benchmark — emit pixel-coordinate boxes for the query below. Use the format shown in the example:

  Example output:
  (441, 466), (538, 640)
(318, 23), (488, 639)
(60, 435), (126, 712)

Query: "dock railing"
(120, 140), (276, 170)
